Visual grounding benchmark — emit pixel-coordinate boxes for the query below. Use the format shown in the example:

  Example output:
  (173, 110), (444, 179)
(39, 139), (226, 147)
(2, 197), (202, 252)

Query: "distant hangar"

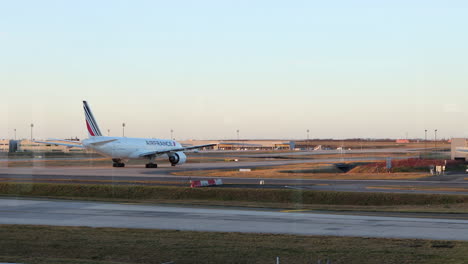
(451, 138), (468, 160)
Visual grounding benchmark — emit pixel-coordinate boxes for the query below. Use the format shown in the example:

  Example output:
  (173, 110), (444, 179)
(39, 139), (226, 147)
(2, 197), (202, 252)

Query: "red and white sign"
(190, 179), (223, 188)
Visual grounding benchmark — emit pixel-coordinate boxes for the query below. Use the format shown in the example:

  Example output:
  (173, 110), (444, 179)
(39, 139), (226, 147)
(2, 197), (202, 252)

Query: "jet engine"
(168, 152), (187, 166)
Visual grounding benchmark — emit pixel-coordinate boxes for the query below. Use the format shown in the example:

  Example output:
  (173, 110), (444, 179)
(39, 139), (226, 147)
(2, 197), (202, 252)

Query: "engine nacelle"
(168, 152), (187, 166)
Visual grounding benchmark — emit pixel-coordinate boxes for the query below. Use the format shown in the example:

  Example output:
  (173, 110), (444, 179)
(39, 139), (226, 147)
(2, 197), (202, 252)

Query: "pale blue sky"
(1, 0), (468, 140)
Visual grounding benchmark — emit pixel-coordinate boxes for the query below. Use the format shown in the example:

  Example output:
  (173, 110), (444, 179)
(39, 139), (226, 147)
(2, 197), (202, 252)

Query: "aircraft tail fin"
(83, 101), (102, 137)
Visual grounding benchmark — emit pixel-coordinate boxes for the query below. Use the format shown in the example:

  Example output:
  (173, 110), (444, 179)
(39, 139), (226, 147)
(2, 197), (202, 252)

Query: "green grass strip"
(0, 182), (467, 206)
(1, 225), (467, 264)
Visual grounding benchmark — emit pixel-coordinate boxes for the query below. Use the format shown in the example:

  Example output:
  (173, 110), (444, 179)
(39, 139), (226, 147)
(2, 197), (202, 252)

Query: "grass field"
(0, 225), (467, 264)
(4, 182), (466, 206)
(4, 183), (468, 215)
(276, 152), (418, 160)
(367, 186), (468, 193)
(172, 163), (431, 180)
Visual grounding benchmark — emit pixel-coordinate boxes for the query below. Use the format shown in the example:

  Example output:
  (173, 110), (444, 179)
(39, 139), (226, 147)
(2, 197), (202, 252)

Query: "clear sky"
(1, 0), (468, 140)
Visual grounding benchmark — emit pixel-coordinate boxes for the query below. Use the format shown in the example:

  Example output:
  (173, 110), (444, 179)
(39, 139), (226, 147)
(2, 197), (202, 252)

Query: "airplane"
(35, 101), (216, 168)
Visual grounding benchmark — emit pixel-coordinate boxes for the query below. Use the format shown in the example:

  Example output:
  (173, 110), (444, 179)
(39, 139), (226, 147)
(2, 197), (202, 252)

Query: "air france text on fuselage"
(146, 140), (176, 146)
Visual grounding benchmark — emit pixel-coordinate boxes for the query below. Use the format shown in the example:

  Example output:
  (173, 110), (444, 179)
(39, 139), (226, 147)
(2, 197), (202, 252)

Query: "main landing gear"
(112, 159), (125, 168)
(145, 156), (158, 168)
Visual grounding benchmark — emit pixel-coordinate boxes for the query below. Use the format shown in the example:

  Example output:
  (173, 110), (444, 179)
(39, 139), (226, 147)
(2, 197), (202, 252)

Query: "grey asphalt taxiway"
(0, 148), (465, 195)
(1, 157), (468, 194)
(1, 197), (468, 241)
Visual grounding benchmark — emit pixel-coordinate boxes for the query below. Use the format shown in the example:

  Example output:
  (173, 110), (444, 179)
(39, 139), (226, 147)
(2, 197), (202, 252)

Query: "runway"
(1, 197), (468, 241)
(0, 155), (418, 177)
(0, 148), (465, 195)
(1, 161), (468, 194)
(232, 148), (422, 157)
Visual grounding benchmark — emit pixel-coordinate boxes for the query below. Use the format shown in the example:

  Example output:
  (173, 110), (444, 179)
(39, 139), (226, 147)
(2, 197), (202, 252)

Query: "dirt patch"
(367, 186), (468, 193)
(350, 158), (461, 173)
(172, 163), (430, 180)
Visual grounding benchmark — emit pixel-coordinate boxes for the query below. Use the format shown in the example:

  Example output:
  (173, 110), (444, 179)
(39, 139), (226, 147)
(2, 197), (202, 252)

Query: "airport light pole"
(424, 129), (427, 154)
(434, 129), (438, 149)
(170, 129), (174, 140)
(306, 129), (310, 151)
(107, 129), (110, 136)
(236, 129), (240, 150)
(122, 123), (126, 137)
(30, 123), (34, 141)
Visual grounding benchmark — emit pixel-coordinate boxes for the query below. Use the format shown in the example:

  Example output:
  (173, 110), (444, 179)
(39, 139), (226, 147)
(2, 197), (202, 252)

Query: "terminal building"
(179, 140), (295, 151)
(0, 139), (83, 153)
(451, 138), (468, 160)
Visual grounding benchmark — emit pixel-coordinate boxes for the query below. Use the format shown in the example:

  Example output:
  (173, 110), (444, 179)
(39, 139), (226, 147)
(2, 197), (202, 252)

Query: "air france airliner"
(35, 101), (215, 168)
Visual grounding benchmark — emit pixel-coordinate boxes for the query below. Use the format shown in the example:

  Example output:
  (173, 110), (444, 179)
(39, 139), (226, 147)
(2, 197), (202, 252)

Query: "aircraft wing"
(138, 144), (217, 157)
(34, 140), (85, 148)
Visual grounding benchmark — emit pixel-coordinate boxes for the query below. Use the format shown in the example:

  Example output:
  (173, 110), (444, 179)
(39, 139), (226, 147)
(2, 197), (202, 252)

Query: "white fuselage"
(82, 136), (183, 159)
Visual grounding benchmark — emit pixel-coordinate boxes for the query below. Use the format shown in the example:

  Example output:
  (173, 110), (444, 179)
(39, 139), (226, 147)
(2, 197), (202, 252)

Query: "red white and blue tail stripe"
(83, 101), (102, 137)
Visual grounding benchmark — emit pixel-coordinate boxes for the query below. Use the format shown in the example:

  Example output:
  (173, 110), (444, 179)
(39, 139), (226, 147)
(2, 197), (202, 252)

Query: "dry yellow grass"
(172, 163), (430, 180)
(282, 173), (428, 180)
(367, 186), (468, 192)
